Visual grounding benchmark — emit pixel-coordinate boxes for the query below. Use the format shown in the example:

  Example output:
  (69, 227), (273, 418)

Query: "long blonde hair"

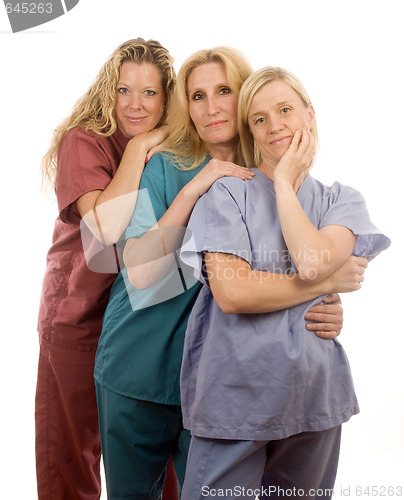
(41, 38), (175, 190)
(166, 46), (253, 170)
(238, 66), (319, 169)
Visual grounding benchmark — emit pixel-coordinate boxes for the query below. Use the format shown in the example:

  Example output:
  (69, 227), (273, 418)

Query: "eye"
(144, 89), (157, 96)
(280, 106), (291, 114)
(191, 92), (204, 101)
(117, 87), (129, 94)
(254, 117), (266, 125)
(219, 86), (231, 95)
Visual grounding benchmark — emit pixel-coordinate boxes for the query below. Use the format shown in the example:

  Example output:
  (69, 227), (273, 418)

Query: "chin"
(126, 125), (150, 138)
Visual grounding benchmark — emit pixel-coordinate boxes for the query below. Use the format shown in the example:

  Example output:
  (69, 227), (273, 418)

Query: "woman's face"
(187, 62), (239, 151)
(248, 80), (315, 166)
(114, 61), (165, 139)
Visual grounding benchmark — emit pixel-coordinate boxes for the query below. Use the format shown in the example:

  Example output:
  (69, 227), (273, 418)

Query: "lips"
(206, 120), (227, 128)
(126, 116), (147, 123)
(270, 136), (292, 145)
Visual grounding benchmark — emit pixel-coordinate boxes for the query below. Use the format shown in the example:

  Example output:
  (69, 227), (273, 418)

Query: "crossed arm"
(206, 129), (366, 338)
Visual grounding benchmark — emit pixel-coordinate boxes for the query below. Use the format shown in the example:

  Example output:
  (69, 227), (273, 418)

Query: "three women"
(38, 39), (379, 499)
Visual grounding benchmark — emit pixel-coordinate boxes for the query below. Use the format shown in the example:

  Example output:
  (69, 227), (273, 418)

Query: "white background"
(0, 0), (403, 498)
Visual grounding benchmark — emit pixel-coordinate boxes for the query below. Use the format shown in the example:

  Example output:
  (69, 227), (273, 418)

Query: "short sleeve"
(55, 128), (118, 224)
(125, 153), (167, 240)
(319, 182), (391, 260)
(181, 178), (252, 284)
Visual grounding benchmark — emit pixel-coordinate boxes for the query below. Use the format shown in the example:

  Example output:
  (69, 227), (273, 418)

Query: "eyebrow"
(189, 81), (231, 92)
(116, 81), (159, 89)
(249, 99), (296, 118)
(277, 100), (295, 106)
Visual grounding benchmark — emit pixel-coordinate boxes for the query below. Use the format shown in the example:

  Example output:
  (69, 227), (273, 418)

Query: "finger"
(308, 129), (316, 158)
(299, 127), (310, 146)
(313, 330), (340, 340)
(300, 128), (315, 161)
(236, 167), (255, 178)
(322, 293), (342, 304)
(353, 256), (368, 268)
(289, 129), (302, 150)
(306, 320), (341, 332)
(305, 306), (340, 317)
(146, 146), (159, 161)
(147, 140), (169, 161)
(225, 165), (255, 179)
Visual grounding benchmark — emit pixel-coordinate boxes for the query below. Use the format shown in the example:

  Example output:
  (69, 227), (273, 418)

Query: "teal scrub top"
(94, 152), (206, 405)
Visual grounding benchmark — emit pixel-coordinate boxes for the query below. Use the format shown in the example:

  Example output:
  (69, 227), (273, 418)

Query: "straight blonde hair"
(238, 66), (319, 169)
(166, 46), (253, 170)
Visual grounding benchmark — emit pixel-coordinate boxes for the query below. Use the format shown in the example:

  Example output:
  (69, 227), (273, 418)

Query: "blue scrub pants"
(96, 383), (190, 500)
(181, 426), (341, 500)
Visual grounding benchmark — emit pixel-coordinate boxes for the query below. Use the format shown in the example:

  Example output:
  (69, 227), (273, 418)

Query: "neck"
(259, 160), (308, 193)
(258, 160), (276, 181)
(207, 140), (243, 164)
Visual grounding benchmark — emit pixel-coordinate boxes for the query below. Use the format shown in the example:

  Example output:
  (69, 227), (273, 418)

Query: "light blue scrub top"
(180, 169), (391, 441)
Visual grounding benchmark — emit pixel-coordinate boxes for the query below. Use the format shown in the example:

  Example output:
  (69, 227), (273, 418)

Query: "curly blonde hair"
(166, 46), (253, 170)
(41, 38), (175, 190)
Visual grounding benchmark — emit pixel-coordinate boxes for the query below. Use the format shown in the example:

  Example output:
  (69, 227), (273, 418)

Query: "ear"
(307, 104), (316, 128)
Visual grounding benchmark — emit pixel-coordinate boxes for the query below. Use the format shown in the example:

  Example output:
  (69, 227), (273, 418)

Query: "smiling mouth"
(206, 120), (227, 128)
(271, 136), (292, 145)
(127, 116), (147, 123)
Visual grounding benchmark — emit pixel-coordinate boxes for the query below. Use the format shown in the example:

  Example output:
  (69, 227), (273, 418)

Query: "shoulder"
(308, 176), (364, 203)
(205, 175), (250, 209)
(60, 127), (98, 146)
(144, 151), (175, 172)
(59, 127), (124, 152)
(58, 127), (104, 160)
(140, 152), (171, 188)
(210, 175), (249, 196)
(143, 151), (210, 183)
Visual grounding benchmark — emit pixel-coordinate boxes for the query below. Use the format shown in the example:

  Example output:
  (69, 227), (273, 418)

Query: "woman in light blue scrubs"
(180, 67), (390, 499)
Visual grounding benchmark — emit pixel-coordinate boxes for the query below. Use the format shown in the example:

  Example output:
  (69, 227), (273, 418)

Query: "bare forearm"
(206, 252), (365, 315)
(78, 138), (149, 245)
(206, 254), (331, 314)
(123, 185), (199, 287)
(78, 128), (172, 245)
(98, 138), (148, 204)
(275, 180), (355, 281)
(220, 270), (330, 314)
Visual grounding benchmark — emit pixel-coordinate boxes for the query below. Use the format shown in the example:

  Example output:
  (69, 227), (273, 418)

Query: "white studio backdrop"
(0, 0), (402, 498)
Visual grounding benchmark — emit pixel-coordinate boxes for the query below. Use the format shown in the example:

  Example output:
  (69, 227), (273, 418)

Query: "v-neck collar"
(254, 168), (313, 199)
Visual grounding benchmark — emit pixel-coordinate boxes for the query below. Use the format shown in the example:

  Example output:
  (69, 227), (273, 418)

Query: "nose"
(268, 115), (284, 134)
(206, 96), (219, 116)
(129, 94), (142, 110)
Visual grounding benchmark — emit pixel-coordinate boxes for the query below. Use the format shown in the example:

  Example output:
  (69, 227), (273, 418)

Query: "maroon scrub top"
(37, 126), (129, 349)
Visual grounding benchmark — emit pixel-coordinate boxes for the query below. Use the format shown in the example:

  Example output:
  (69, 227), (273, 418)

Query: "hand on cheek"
(274, 128), (315, 187)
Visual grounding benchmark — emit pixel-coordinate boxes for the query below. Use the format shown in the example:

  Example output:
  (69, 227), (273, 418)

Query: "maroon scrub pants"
(35, 338), (179, 499)
(35, 339), (102, 499)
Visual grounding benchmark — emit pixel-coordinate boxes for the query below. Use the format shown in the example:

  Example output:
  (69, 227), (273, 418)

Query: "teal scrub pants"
(96, 383), (190, 500)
